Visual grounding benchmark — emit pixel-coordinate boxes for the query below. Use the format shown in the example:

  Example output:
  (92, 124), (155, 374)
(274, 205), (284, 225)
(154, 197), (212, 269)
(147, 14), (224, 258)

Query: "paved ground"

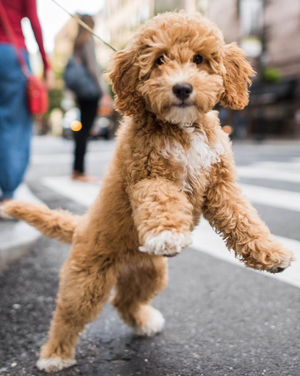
(0, 136), (300, 375)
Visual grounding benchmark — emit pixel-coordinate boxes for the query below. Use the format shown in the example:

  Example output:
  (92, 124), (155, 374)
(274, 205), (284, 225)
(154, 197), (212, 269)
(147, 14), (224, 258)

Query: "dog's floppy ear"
(107, 44), (144, 116)
(220, 43), (255, 110)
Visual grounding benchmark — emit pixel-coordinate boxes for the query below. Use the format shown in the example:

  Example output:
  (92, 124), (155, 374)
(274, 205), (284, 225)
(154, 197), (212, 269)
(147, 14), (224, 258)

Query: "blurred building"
(95, 0), (197, 66)
(204, 0), (300, 139)
(53, 0), (300, 138)
(53, 0), (199, 74)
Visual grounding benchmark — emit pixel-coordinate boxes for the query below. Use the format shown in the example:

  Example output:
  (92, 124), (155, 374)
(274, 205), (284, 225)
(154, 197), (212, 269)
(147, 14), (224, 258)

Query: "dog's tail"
(2, 201), (80, 244)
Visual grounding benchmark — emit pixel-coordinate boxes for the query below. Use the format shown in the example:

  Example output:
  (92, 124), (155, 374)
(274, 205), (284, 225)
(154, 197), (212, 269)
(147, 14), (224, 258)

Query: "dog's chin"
(163, 105), (199, 126)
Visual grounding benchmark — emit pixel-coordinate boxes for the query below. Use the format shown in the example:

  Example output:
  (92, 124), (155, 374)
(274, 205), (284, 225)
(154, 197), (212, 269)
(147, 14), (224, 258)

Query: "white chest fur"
(161, 131), (225, 191)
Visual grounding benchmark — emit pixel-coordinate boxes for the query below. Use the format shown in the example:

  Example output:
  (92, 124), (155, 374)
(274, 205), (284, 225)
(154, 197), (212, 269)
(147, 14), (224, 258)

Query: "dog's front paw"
(139, 231), (192, 257)
(265, 247), (295, 274)
(243, 241), (295, 274)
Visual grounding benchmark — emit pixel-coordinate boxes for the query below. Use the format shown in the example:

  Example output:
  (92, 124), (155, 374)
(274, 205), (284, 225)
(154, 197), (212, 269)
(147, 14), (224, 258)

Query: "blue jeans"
(0, 44), (32, 200)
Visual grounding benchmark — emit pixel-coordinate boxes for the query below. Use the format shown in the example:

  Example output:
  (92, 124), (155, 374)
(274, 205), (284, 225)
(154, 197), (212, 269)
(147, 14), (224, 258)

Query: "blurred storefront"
(53, 1), (199, 75)
(53, 0), (300, 139)
(94, 0), (197, 66)
(204, 0), (300, 139)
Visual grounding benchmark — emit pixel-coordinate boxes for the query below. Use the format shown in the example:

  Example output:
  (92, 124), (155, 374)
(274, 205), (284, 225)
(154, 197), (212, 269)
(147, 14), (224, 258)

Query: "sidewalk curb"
(0, 240), (38, 274)
(0, 184), (42, 274)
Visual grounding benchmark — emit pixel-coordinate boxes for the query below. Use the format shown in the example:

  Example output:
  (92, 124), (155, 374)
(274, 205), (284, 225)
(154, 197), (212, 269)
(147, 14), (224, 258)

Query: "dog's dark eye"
(156, 56), (164, 65)
(193, 55), (203, 65)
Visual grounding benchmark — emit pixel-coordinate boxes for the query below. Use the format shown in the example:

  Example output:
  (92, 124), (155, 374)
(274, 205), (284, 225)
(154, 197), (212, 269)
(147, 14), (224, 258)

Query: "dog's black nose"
(172, 83), (193, 100)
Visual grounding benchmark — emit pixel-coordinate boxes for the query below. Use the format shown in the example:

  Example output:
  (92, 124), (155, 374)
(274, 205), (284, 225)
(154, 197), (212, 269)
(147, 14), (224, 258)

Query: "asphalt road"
(0, 136), (300, 376)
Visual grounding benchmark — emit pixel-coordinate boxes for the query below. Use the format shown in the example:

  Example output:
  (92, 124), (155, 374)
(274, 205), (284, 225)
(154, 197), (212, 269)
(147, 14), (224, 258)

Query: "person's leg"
(73, 98), (99, 175)
(0, 46), (32, 200)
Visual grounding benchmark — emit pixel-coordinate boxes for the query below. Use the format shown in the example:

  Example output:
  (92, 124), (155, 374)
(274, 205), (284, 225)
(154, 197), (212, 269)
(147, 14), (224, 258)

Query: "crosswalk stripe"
(43, 176), (300, 214)
(253, 161), (300, 171)
(42, 175), (300, 289)
(192, 220), (300, 289)
(43, 176), (100, 207)
(237, 166), (300, 183)
(0, 185), (41, 253)
(31, 151), (112, 165)
(239, 183), (300, 212)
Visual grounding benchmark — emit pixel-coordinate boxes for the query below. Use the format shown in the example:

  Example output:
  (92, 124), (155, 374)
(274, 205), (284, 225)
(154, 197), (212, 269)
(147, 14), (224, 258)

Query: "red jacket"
(0, 0), (50, 71)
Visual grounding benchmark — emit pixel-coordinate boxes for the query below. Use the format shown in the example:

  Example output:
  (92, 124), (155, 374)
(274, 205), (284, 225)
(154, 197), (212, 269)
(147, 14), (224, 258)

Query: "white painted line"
(192, 220), (300, 289)
(15, 184), (43, 204)
(239, 183), (300, 212)
(237, 166), (300, 183)
(45, 176), (300, 214)
(0, 222), (40, 252)
(42, 176), (300, 289)
(43, 176), (100, 207)
(252, 161), (300, 171)
(0, 184), (41, 252)
(31, 151), (113, 165)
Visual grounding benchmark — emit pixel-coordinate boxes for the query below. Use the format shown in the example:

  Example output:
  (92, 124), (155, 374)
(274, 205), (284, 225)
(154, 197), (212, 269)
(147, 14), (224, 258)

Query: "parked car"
(62, 107), (114, 140)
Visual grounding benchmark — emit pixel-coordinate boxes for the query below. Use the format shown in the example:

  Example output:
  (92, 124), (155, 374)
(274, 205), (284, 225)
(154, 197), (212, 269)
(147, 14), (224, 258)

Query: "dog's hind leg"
(37, 251), (116, 373)
(111, 254), (168, 336)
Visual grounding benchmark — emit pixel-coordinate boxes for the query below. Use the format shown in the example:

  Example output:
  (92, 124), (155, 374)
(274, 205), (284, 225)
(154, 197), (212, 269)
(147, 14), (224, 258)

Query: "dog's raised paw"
(135, 307), (165, 337)
(267, 248), (295, 274)
(139, 230), (192, 257)
(36, 357), (76, 373)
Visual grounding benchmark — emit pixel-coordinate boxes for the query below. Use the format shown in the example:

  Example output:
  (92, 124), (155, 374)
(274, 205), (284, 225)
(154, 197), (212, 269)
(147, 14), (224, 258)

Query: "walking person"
(70, 15), (112, 183)
(0, 0), (52, 208)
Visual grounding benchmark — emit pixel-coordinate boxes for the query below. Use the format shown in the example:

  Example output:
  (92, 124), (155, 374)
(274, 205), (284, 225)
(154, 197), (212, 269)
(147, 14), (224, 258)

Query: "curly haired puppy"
(3, 11), (294, 372)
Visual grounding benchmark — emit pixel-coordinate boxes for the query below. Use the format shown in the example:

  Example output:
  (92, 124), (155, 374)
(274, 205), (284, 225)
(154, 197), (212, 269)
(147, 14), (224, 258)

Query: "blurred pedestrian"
(0, 0), (52, 208)
(70, 14), (112, 183)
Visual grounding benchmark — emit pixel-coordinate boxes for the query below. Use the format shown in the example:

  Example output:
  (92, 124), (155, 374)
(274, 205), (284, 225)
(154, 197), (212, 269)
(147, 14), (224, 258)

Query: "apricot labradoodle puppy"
(3, 11), (294, 373)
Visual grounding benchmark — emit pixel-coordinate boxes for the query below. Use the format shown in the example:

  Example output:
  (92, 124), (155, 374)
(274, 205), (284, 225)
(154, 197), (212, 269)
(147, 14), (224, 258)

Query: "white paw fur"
(135, 307), (165, 337)
(139, 231), (192, 256)
(36, 357), (76, 373)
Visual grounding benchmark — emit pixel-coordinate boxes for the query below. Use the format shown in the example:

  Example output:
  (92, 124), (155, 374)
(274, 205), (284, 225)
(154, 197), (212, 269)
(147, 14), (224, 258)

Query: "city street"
(0, 136), (300, 376)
